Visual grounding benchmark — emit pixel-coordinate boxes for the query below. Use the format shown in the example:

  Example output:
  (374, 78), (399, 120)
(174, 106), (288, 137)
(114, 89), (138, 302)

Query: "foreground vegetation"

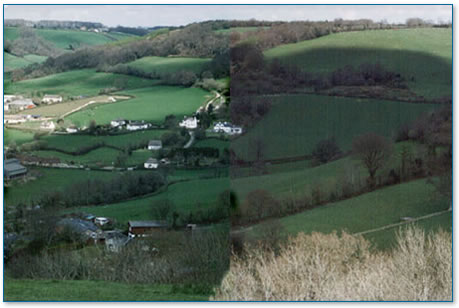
(4, 279), (209, 301)
(214, 227), (452, 301)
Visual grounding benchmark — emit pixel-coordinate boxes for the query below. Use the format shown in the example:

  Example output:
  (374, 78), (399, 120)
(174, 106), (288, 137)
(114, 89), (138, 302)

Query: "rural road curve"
(183, 131), (195, 149)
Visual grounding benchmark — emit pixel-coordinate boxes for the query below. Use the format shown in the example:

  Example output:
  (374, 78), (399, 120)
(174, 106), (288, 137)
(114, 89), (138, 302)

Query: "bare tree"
(352, 133), (393, 185)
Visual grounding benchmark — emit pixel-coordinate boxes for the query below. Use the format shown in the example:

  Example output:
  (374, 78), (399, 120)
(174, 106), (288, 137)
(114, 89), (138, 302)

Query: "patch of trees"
(311, 137), (342, 164)
(109, 26), (150, 36)
(31, 172), (166, 208)
(5, 19), (103, 30)
(230, 96), (271, 127)
(5, 27), (63, 58)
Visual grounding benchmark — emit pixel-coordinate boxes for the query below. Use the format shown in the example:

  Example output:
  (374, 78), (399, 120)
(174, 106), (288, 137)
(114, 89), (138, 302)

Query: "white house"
(148, 140), (162, 150)
(179, 116), (198, 129)
(4, 95), (21, 104)
(41, 121), (56, 130)
(144, 158), (159, 169)
(213, 122), (243, 135)
(110, 118), (126, 128)
(66, 127), (78, 133)
(95, 217), (110, 226)
(127, 121), (150, 131)
(42, 94), (63, 104)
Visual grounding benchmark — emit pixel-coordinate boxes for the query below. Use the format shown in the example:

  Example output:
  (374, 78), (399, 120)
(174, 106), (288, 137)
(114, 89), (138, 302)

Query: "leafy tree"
(312, 137), (341, 164)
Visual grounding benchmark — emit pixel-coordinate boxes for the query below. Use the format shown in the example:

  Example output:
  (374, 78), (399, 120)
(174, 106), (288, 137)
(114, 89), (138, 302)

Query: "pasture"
(4, 167), (122, 206)
(125, 56), (211, 75)
(73, 177), (230, 224)
(264, 28), (452, 99)
(4, 53), (47, 72)
(4, 27), (133, 49)
(231, 94), (438, 161)
(4, 278), (208, 301)
(193, 138), (229, 154)
(4, 128), (35, 146)
(66, 86), (209, 125)
(31, 148), (121, 167)
(5, 69), (154, 97)
(246, 179), (450, 250)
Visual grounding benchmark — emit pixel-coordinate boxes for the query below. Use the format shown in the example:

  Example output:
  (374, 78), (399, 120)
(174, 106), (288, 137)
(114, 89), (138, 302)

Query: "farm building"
(4, 115), (27, 125)
(128, 220), (169, 237)
(56, 218), (102, 244)
(42, 94), (63, 104)
(110, 118), (126, 127)
(7, 99), (36, 111)
(66, 126), (78, 133)
(41, 121), (56, 130)
(4, 158), (27, 180)
(144, 158), (159, 169)
(95, 217), (110, 226)
(148, 140), (162, 150)
(4, 95), (21, 104)
(104, 230), (130, 253)
(213, 122), (243, 135)
(179, 116), (198, 129)
(127, 121), (150, 131)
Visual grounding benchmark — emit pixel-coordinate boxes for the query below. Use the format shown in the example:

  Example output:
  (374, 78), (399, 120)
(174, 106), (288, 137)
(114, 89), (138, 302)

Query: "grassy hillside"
(4, 168), (122, 206)
(5, 27), (133, 50)
(4, 53), (47, 72)
(4, 278), (208, 301)
(125, 56), (211, 75)
(245, 179), (451, 250)
(5, 69), (154, 97)
(231, 141), (423, 199)
(264, 28), (452, 99)
(73, 177), (230, 224)
(31, 148), (121, 167)
(66, 86), (209, 125)
(4, 129), (35, 146)
(231, 94), (438, 161)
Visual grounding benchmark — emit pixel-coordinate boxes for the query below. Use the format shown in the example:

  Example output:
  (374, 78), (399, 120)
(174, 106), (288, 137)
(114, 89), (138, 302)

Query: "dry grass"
(212, 227), (452, 301)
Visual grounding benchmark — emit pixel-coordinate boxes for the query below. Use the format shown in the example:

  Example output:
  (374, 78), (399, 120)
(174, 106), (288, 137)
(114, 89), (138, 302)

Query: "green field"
(4, 278), (208, 301)
(193, 138), (229, 154)
(246, 179), (451, 250)
(265, 28), (452, 99)
(4, 128), (35, 146)
(231, 94), (438, 161)
(125, 56), (211, 75)
(5, 69), (154, 97)
(4, 52), (47, 72)
(31, 148), (121, 167)
(66, 86), (209, 125)
(4, 168), (122, 206)
(73, 177), (230, 224)
(5, 27), (133, 50)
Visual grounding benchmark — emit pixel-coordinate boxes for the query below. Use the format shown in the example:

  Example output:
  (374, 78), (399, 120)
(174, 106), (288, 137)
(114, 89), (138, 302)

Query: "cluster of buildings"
(212, 121), (243, 135)
(179, 116), (199, 129)
(110, 119), (152, 131)
(4, 94), (63, 113)
(4, 158), (27, 181)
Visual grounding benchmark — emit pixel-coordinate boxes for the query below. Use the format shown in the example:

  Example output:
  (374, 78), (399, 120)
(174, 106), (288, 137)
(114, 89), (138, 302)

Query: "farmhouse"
(42, 94), (63, 104)
(213, 122), (243, 135)
(41, 121), (56, 130)
(4, 158), (27, 180)
(66, 126), (78, 133)
(7, 99), (36, 111)
(104, 230), (130, 253)
(4, 95), (22, 104)
(128, 220), (168, 237)
(127, 121), (150, 131)
(144, 158), (159, 169)
(179, 116), (198, 129)
(148, 140), (162, 150)
(56, 218), (102, 244)
(110, 118), (126, 128)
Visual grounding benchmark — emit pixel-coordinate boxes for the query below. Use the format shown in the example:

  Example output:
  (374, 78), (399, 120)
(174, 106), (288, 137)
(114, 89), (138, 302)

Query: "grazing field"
(264, 28), (452, 99)
(4, 168), (122, 206)
(214, 27), (270, 34)
(42, 130), (168, 152)
(5, 69), (154, 97)
(193, 138), (229, 154)
(66, 86), (209, 125)
(4, 278), (208, 301)
(245, 179), (450, 250)
(4, 53), (47, 72)
(125, 56), (211, 75)
(232, 141), (425, 199)
(231, 94), (438, 161)
(4, 128), (35, 146)
(73, 177), (230, 224)
(4, 27), (133, 49)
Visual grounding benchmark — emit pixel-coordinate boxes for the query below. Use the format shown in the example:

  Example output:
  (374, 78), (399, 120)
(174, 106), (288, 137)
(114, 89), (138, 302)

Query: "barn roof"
(128, 220), (168, 228)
